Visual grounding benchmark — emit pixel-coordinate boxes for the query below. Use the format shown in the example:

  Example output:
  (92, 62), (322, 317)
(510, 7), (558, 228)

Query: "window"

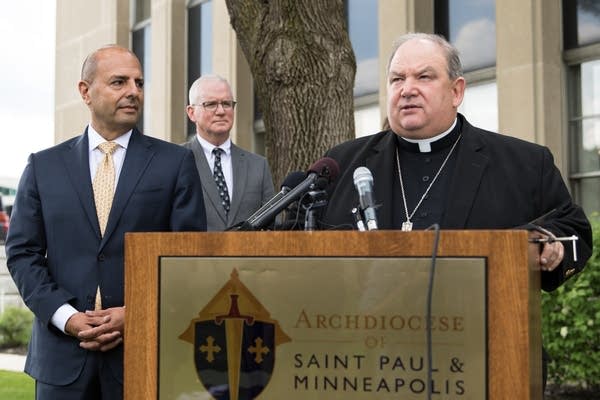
(187, 0), (213, 137)
(354, 104), (381, 138)
(567, 60), (600, 214)
(564, 0), (600, 49)
(345, 0), (380, 136)
(436, 0), (496, 72)
(346, 0), (379, 97)
(459, 81), (498, 133)
(436, 0), (497, 133)
(131, 0), (151, 133)
(564, 0), (600, 214)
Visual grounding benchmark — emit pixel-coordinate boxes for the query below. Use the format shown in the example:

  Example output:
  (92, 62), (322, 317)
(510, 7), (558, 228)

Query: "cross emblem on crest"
(199, 336), (222, 363)
(248, 337), (270, 364)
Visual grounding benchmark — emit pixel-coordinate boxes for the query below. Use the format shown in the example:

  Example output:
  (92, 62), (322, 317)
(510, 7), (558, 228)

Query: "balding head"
(77, 44), (144, 140)
(81, 45), (141, 83)
(387, 33), (463, 81)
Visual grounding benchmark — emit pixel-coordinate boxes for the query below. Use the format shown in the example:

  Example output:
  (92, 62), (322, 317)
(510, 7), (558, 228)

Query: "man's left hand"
(529, 229), (564, 272)
(78, 306), (125, 352)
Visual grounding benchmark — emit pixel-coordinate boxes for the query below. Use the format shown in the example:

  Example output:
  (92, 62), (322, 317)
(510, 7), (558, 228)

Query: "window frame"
(564, 42), (600, 212)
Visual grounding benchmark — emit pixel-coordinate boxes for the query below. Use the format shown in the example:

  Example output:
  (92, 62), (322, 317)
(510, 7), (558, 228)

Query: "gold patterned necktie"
(92, 141), (119, 310)
(93, 141), (119, 236)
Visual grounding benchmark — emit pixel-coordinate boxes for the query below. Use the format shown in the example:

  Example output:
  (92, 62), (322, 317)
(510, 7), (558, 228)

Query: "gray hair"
(387, 33), (463, 80)
(188, 74), (232, 104)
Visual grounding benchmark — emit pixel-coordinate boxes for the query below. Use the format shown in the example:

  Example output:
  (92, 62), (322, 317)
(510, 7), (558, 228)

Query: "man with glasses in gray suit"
(184, 75), (274, 231)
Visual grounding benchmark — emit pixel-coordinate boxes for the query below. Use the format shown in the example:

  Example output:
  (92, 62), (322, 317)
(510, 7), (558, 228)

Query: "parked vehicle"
(0, 196), (9, 242)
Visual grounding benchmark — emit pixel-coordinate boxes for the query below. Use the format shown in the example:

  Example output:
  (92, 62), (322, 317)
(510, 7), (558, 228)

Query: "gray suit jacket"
(183, 137), (275, 230)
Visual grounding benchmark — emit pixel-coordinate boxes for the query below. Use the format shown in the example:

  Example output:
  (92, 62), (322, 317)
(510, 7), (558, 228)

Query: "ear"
(186, 105), (197, 122)
(78, 80), (91, 104)
(451, 77), (466, 108)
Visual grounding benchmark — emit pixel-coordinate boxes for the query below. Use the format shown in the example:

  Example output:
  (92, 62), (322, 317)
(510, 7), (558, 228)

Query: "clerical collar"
(395, 118), (460, 153)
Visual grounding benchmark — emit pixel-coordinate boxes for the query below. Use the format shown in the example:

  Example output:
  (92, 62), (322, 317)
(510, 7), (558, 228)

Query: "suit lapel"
(228, 145), (247, 224)
(62, 129), (101, 237)
(188, 138), (227, 224)
(101, 129), (155, 245)
(442, 123), (489, 228)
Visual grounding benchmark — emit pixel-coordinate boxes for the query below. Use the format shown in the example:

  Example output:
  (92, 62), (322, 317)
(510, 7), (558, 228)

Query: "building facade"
(55, 0), (600, 215)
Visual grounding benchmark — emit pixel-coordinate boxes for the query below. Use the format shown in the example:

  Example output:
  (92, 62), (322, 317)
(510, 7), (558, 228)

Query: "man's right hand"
(64, 310), (122, 352)
(64, 312), (96, 337)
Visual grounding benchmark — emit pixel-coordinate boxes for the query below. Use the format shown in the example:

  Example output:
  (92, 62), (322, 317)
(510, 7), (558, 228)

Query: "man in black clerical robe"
(320, 33), (592, 389)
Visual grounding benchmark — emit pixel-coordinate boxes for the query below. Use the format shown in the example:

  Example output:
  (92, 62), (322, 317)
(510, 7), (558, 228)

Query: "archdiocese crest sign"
(180, 269), (291, 400)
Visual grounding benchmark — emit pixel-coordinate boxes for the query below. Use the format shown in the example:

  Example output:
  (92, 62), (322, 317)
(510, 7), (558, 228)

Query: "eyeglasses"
(193, 100), (237, 111)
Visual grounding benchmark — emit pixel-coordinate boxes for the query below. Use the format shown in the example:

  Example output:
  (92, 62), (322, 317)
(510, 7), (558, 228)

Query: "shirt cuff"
(51, 304), (79, 334)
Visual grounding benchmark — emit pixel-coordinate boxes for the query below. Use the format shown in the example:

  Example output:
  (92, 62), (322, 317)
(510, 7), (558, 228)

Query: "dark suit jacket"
(183, 138), (274, 230)
(322, 114), (592, 291)
(6, 128), (206, 385)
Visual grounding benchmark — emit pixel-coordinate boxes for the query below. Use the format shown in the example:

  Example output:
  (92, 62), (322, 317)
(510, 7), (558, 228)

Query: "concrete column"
(149, 0), (187, 143)
(55, 0), (129, 143)
(496, 0), (565, 170)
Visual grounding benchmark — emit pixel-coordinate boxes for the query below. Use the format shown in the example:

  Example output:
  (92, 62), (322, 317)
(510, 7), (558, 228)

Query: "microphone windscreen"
(307, 157), (340, 182)
(353, 166), (373, 185)
(281, 171), (306, 190)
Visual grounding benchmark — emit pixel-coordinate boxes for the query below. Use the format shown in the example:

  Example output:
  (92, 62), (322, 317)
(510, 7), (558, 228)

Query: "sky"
(0, 1), (55, 182)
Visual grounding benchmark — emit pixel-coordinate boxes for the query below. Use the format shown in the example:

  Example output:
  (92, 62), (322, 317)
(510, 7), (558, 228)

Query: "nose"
(125, 79), (142, 97)
(400, 78), (417, 99)
(215, 103), (227, 113)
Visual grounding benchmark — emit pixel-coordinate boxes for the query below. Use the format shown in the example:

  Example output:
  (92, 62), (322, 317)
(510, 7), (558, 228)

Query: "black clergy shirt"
(391, 119), (462, 230)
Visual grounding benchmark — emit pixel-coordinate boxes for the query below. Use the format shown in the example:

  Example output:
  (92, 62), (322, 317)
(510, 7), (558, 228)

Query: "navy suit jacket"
(322, 114), (592, 291)
(6, 128), (206, 385)
(183, 138), (274, 231)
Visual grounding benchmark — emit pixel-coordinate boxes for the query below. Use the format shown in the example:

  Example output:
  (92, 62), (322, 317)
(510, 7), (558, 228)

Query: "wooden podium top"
(124, 230), (541, 399)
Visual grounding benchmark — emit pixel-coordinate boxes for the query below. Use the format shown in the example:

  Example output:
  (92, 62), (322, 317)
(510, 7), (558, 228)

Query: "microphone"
(353, 166), (378, 230)
(235, 157), (340, 231)
(244, 171), (306, 227)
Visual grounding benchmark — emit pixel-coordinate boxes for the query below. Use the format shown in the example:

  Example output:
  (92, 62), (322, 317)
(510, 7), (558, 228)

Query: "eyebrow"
(416, 66), (436, 75)
(109, 75), (144, 81)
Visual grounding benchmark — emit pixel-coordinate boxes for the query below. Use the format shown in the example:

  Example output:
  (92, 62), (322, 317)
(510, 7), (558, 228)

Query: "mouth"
(119, 104), (138, 112)
(400, 104), (421, 111)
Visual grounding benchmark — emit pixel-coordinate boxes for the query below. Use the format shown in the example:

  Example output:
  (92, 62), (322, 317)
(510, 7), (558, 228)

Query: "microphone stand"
(351, 206), (366, 231)
(303, 190), (328, 231)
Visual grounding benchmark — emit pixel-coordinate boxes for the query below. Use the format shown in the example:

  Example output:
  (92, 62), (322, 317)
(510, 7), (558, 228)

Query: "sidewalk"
(0, 352), (26, 372)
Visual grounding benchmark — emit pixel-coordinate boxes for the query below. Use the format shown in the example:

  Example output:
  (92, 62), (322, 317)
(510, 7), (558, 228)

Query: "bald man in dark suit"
(6, 45), (206, 400)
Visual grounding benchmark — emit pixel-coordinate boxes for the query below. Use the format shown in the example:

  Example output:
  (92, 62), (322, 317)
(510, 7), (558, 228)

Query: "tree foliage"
(0, 307), (33, 348)
(225, 0), (356, 185)
(542, 214), (600, 390)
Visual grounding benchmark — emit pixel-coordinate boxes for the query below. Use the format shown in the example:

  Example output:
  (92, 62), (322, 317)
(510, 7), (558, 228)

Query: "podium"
(124, 230), (541, 399)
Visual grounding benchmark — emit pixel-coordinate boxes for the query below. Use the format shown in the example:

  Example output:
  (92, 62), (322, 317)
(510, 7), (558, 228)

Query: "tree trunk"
(225, 0), (356, 186)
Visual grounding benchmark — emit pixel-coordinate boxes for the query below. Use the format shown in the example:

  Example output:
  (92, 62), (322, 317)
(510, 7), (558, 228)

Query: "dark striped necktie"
(212, 148), (230, 214)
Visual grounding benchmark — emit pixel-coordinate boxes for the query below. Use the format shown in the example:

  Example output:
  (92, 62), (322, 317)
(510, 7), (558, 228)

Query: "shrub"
(0, 307), (33, 348)
(542, 214), (600, 389)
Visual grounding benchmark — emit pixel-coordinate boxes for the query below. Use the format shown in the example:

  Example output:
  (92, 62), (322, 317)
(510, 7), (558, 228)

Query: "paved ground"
(0, 352), (25, 372)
